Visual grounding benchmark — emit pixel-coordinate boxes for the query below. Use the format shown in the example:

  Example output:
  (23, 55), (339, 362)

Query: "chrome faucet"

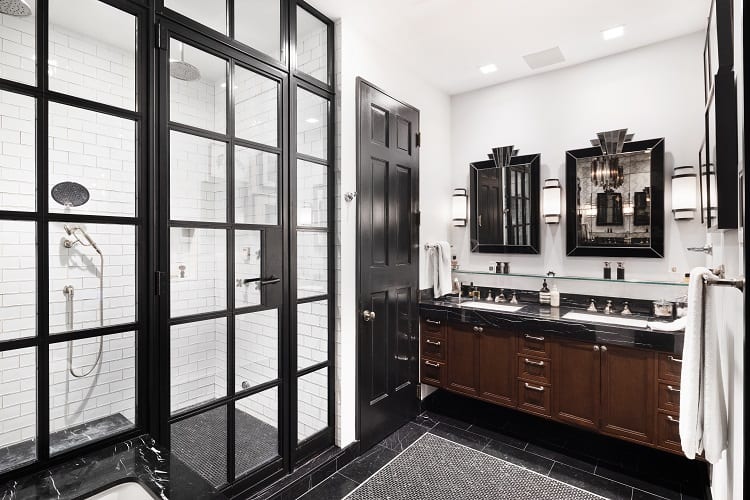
(587, 298), (598, 312)
(604, 300), (613, 315)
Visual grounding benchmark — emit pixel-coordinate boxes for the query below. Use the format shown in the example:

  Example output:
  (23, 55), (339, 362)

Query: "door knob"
(362, 310), (376, 322)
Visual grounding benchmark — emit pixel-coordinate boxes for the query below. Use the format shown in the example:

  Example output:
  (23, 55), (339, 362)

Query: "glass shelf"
(452, 269), (688, 287)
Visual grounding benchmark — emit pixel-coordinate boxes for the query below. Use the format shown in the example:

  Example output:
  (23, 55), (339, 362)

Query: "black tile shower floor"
(303, 392), (710, 500)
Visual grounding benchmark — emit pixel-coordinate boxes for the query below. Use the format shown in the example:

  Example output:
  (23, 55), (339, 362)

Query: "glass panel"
(234, 66), (277, 146)
(170, 227), (226, 318)
(49, 0), (136, 110)
(170, 131), (227, 223)
(235, 387), (278, 478)
(235, 146), (278, 225)
(234, 0), (280, 61)
(0, 2), (36, 86)
(296, 88), (327, 160)
(297, 300), (327, 370)
(235, 309), (277, 391)
(0, 220), (35, 341)
(297, 368), (327, 443)
(0, 90), (36, 212)
(296, 6), (327, 83)
(297, 160), (327, 227)
(169, 39), (227, 134)
(171, 405), (227, 488)
(49, 222), (136, 334)
(165, 0), (227, 35)
(0, 346), (36, 474)
(170, 317), (227, 414)
(235, 230), (261, 308)
(48, 102), (136, 217)
(49, 332), (136, 455)
(297, 231), (327, 299)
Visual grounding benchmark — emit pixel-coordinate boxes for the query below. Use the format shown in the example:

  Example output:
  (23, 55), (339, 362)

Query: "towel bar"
(703, 274), (745, 292)
(424, 243), (454, 250)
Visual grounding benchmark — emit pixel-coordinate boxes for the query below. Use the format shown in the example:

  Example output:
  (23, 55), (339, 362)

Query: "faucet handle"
(587, 298), (598, 312)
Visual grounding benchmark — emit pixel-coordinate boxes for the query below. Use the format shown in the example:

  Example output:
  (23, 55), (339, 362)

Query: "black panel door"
(357, 79), (420, 451)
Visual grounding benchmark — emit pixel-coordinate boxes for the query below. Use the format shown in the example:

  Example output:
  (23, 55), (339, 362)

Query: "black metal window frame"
(0, 0), (151, 483)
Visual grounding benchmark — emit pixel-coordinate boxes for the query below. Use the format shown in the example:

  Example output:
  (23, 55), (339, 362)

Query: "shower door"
(157, 23), (290, 489)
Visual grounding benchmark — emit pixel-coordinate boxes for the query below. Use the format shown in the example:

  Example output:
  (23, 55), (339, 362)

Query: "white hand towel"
(646, 317), (687, 332)
(429, 241), (453, 298)
(679, 267), (706, 459)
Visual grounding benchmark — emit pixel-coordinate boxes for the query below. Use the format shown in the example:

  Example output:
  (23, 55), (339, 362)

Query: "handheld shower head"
(63, 225), (101, 255)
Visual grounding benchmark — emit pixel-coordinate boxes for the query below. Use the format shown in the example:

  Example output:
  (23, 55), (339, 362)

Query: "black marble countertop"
(0, 435), (225, 500)
(420, 298), (684, 354)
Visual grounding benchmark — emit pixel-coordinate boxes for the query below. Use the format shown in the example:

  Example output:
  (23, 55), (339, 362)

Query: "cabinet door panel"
(552, 340), (600, 430)
(478, 328), (516, 407)
(601, 346), (656, 444)
(446, 324), (479, 396)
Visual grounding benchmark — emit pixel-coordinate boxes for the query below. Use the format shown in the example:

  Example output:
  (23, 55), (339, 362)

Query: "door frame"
(355, 77), (421, 446)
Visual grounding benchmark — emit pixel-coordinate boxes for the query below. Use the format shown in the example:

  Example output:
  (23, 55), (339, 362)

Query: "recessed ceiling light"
(601, 25), (625, 40)
(305, 118), (319, 124)
(479, 63), (498, 75)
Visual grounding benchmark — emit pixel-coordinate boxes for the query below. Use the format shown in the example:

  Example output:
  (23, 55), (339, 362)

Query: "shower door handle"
(259, 276), (281, 286)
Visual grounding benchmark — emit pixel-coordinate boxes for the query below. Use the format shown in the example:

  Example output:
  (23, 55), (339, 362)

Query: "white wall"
(450, 33), (707, 300)
(334, 20), (453, 447)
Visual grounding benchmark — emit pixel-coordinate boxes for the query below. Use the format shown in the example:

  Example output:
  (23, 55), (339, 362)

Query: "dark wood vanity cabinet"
(552, 340), (601, 430)
(445, 323), (480, 397)
(478, 328), (517, 407)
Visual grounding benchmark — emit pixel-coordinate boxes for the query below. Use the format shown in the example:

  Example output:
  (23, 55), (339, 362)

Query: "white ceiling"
(307, 0), (711, 95)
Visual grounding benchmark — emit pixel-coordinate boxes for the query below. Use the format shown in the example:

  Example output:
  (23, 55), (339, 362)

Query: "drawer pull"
(524, 358), (545, 367)
(524, 334), (545, 341)
(667, 385), (680, 393)
(424, 360), (440, 367)
(473, 326), (484, 333)
(667, 415), (680, 423)
(524, 383), (545, 392)
(425, 339), (442, 346)
(668, 356), (682, 364)
(425, 319), (441, 325)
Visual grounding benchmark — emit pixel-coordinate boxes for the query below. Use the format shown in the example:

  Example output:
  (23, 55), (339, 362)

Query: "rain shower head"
(0, 0), (32, 16)
(51, 181), (90, 207)
(170, 42), (201, 81)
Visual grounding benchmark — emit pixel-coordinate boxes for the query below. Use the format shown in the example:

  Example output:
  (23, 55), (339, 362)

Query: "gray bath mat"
(345, 433), (605, 500)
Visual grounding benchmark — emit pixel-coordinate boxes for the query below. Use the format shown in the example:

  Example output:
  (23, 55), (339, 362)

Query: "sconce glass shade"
(542, 179), (561, 223)
(452, 188), (468, 226)
(671, 166), (697, 220)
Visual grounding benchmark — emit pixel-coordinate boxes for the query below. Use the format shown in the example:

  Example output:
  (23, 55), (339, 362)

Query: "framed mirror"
(566, 131), (664, 258)
(470, 147), (540, 254)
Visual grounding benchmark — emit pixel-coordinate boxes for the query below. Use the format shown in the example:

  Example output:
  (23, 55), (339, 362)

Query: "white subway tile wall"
(297, 300), (328, 370)
(296, 88), (328, 160)
(297, 368), (327, 442)
(170, 318), (227, 414)
(0, 220), (36, 342)
(235, 230), (261, 308)
(235, 66), (278, 147)
(297, 159), (327, 227)
(0, 347), (36, 455)
(235, 309), (278, 391)
(296, 7), (327, 82)
(48, 332), (136, 450)
(234, 146), (278, 225)
(0, 10), (36, 85)
(0, 90), (35, 212)
(297, 231), (327, 298)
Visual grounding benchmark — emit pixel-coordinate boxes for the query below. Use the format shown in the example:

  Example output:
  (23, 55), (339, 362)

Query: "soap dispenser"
(550, 283), (560, 308)
(539, 279), (551, 305)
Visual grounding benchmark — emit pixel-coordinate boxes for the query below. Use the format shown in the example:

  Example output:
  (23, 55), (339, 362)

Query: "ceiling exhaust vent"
(523, 46), (566, 70)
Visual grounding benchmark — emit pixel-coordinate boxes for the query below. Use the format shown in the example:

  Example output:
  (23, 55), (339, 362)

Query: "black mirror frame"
(470, 153), (541, 254)
(565, 138), (665, 258)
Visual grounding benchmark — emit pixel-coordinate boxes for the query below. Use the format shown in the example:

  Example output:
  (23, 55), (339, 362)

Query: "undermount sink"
(562, 311), (648, 329)
(459, 301), (524, 313)
(85, 482), (157, 500)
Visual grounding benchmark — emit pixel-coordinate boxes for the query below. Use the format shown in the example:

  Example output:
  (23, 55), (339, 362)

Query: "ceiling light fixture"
(479, 63), (498, 75)
(601, 25), (625, 40)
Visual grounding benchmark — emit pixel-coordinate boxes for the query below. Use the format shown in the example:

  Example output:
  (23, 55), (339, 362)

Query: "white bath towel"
(679, 267), (728, 463)
(428, 241), (452, 298)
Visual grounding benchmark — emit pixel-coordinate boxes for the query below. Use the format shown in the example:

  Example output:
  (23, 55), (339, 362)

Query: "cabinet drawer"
(517, 355), (551, 384)
(421, 358), (445, 387)
(658, 352), (683, 383)
(656, 412), (682, 452)
(519, 332), (549, 357)
(421, 317), (446, 339)
(657, 382), (681, 413)
(421, 335), (445, 361)
(517, 380), (551, 417)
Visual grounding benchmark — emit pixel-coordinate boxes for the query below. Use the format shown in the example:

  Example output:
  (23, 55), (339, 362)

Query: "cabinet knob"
(362, 310), (376, 322)
(593, 345), (600, 351)
(473, 326), (483, 333)
(600, 345), (608, 352)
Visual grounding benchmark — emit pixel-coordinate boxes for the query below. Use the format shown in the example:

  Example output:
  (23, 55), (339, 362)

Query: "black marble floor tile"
(296, 473), (358, 500)
(419, 410), (472, 430)
(338, 445), (398, 484)
(632, 489), (671, 500)
(481, 438), (554, 475)
(549, 462), (633, 500)
(465, 423), (528, 450)
(525, 442), (598, 474)
(413, 412), (439, 430)
(595, 463), (681, 500)
(378, 422), (428, 452)
(277, 477), (311, 500)
(309, 459), (338, 487)
(428, 423), (490, 452)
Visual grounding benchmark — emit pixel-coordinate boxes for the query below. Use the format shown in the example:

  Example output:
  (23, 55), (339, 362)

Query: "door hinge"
(417, 383), (422, 399)
(155, 271), (167, 296)
(416, 132), (421, 148)
(415, 211), (421, 226)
